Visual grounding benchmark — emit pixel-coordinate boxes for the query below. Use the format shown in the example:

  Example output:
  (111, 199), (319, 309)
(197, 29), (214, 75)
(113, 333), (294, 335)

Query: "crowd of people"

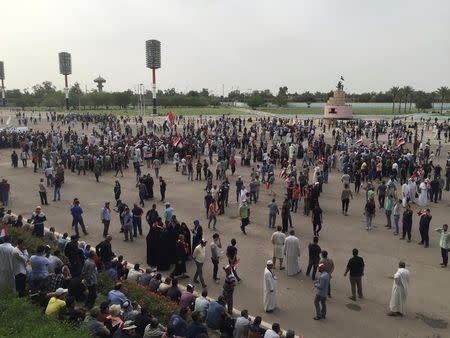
(1, 111), (450, 337)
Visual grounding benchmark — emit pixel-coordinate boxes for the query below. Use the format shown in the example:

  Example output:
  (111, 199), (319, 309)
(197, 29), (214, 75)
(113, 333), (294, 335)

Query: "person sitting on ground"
(112, 320), (138, 338)
(194, 289), (210, 319)
(127, 263), (143, 283)
(134, 306), (153, 337)
(143, 317), (165, 338)
(166, 278), (182, 304)
(108, 282), (129, 305)
(122, 300), (140, 322)
(180, 283), (197, 310)
(285, 330), (296, 338)
(248, 316), (266, 338)
(84, 306), (111, 337)
(264, 323), (281, 338)
(45, 287), (68, 316)
(107, 304), (125, 334)
(58, 295), (86, 323)
(139, 268), (153, 287)
(168, 307), (189, 337)
(187, 311), (207, 338)
(206, 295), (227, 330)
(44, 227), (57, 242)
(148, 273), (162, 292)
(157, 277), (171, 295)
(57, 232), (69, 251)
(234, 309), (252, 338)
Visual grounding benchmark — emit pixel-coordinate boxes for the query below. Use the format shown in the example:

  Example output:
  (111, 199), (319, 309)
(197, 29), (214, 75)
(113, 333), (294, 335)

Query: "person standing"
(226, 238), (241, 282)
(100, 202), (111, 238)
(222, 265), (237, 315)
(280, 199), (290, 233)
(153, 158), (161, 178)
(313, 263), (330, 320)
(393, 199), (401, 235)
(341, 184), (353, 216)
(31, 206), (47, 238)
(159, 176), (166, 202)
(95, 235), (114, 269)
(207, 199), (217, 230)
(388, 261), (410, 316)
(132, 203), (144, 237)
(377, 181), (387, 209)
(418, 209), (432, 248)
(319, 251), (334, 297)
(114, 180), (121, 201)
(267, 199), (279, 229)
(122, 207), (134, 242)
(271, 226), (286, 270)
(306, 236), (321, 280)
(384, 195), (394, 229)
(283, 230), (300, 276)
(192, 239), (207, 288)
(70, 198), (88, 236)
(53, 175), (62, 201)
(12, 239), (29, 297)
(38, 178), (49, 206)
(263, 260), (277, 313)
(81, 251), (98, 309)
(401, 203), (413, 242)
(210, 233), (222, 283)
(344, 248), (365, 301)
(435, 224), (449, 267)
(0, 235), (15, 293)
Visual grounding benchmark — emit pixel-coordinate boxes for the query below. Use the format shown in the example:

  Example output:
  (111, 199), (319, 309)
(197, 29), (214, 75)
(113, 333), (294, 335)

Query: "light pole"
(145, 39), (161, 115)
(0, 61), (5, 107)
(58, 52), (72, 110)
(140, 83), (146, 116)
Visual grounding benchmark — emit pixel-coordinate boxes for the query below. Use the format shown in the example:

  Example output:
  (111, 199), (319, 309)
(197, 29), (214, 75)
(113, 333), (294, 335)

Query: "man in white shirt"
(127, 263), (143, 283)
(192, 239), (207, 288)
(194, 289), (210, 319)
(12, 239), (29, 297)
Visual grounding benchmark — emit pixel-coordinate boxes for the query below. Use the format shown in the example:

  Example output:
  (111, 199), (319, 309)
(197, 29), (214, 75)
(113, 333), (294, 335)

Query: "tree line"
(3, 81), (449, 113)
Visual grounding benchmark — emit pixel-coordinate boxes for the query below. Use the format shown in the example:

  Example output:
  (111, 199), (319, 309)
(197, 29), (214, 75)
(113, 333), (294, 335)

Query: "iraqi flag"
(172, 135), (181, 147)
(167, 111), (175, 124)
(396, 137), (406, 149)
(355, 137), (363, 145)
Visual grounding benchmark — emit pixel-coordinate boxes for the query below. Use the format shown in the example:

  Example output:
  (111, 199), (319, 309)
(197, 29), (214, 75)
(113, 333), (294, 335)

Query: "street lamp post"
(58, 52), (72, 110)
(0, 61), (5, 107)
(145, 40), (161, 115)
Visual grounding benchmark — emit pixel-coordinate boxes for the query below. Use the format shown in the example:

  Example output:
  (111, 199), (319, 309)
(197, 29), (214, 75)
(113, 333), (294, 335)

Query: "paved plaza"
(1, 111), (449, 338)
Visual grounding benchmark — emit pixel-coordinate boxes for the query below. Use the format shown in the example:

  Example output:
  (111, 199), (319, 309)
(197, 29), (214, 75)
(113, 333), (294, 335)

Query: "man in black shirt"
(132, 203), (144, 237)
(418, 209), (432, 248)
(344, 248), (365, 301)
(226, 238), (241, 282)
(306, 236), (321, 280)
(95, 235), (114, 270)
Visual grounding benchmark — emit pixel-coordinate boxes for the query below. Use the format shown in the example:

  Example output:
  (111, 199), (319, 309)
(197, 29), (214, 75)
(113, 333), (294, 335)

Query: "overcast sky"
(2, 0), (449, 94)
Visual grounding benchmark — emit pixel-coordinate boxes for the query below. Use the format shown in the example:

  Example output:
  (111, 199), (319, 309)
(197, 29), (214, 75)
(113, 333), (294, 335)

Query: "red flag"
(396, 138), (405, 149)
(167, 111), (175, 124)
(172, 136), (181, 146)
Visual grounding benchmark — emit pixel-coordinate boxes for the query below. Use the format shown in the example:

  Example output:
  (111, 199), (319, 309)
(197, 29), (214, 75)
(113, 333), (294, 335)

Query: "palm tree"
(436, 86), (449, 113)
(402, 86), (413, 113)
(389, 86), (400, 113)
(408, 87), (414, 112)
(397, 88), (403, 114)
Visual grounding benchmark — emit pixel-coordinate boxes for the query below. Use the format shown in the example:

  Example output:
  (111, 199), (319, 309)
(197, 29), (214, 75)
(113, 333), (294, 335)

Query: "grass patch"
(0, 290), (90, 338)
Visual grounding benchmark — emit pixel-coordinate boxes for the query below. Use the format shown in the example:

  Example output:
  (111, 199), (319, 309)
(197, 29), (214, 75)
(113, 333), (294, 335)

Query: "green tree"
(402, 86), (413, 113)
(114, 90), (133, 108)
(414, 91), (433, 111)
(246, 94), (265, 109)
(69, 82), (84, 109)
(436, 86), (449, 113)
(388, 86), (400, 113)
(15, 94), (34, 109)
(32, 81), (56, 98)
(40, 92), (64, 108)
(275, 86), (288, 107)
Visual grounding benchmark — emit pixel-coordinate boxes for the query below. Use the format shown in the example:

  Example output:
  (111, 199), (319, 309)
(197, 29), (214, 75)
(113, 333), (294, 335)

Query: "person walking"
(306, 236), (321, 280)
(192, 239), (207, 288)
(114, 180), (121, 201)
(132, 203), (144, 237)
(435, 224), (449, 267)
(313, 263), (330, 320)
(364, 197), (376, 231)
(210, 233), (222, 283)
(281, 199), (290, 233)
(344, 248), (365, 301)
(159, 177), (166, 202)
(283, 230), (301, 276)
(401, 203), (413, 242)
(311, 204), (323, 237)
(208, 199), (217, 230)
(393, 199), (401, 235)
(100, 202), (111, 238)
(263, 260), (277, 313)
(341, 184), (353, 216)
(81, 251), (98, 309)
(239, 201), (250, 235)
(388, 261), (410, 316)
(53, 175), (62, 201)
(267, 199), (279, 229)
(38, 178), (49, 205)
(271, 226), (286, 270)
(121, 207), (134, 242)
(226, 239), (241, 282)
(384, 194), (394, 229)
(418, 209), (432, 248)
(319, 251), (334, 297)
(70, 198), (88, 236)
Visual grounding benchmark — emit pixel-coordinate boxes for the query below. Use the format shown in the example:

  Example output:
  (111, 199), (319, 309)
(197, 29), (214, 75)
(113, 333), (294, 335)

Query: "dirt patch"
(415, 313), (448, 329)
(346, 303), (362, 311)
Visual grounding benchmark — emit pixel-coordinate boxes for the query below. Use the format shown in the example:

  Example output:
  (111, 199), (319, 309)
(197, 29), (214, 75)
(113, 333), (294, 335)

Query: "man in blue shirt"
(30, 245), (49, 291)
(314, 263), (330, 320)
(71, 198), (88, 236)
(168, 307), (188, 337)
(163, 203), (174, 223)
(206, 296), (227, 330)
(107, 282), (128, 305)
